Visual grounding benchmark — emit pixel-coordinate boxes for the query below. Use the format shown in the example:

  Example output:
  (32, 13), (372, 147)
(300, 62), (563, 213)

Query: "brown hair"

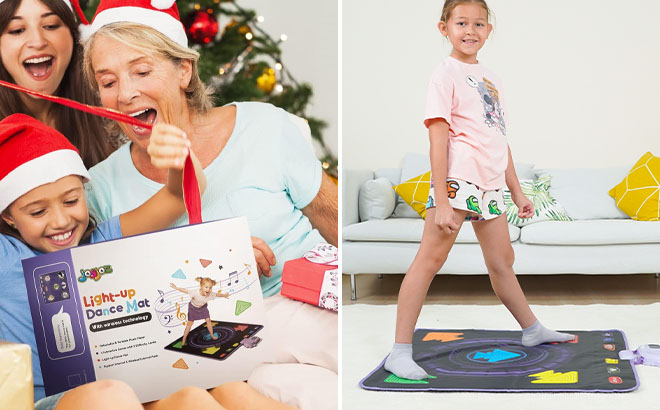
(0, 0), (116, 168)
(440, 0), (491, 22)
(83, 22), (214, 135)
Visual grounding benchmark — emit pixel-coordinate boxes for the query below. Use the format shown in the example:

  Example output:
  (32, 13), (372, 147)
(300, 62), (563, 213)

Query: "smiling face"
(1, 175), (89, 253)
(89, 35), (192, 152)
(0, 0), (73, 96)
(438, 3), (492, 64)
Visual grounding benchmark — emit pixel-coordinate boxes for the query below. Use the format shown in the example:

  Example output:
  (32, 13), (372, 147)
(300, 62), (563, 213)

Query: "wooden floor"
(342, 274), (660, 305)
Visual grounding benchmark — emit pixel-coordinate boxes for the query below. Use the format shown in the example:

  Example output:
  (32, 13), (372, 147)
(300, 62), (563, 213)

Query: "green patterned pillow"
(504, 175), (573, 227)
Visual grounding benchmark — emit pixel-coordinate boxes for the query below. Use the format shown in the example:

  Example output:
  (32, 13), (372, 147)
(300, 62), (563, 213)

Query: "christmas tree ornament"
(184, 10), (219, 44)
(256, 67), (277, 94)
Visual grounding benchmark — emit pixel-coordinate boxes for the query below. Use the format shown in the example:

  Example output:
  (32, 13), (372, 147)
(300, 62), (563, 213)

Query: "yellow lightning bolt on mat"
(422, 332), (464, 342)
(203, 346), (221, 355)
(529, 370), (578, 384)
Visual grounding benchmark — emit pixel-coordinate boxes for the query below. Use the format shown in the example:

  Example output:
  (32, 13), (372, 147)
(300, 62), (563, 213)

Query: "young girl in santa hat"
(0, 114), (297, 410)
(0, 113), (205, 409)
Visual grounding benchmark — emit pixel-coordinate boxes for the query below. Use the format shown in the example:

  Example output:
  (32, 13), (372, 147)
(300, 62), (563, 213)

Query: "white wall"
(343, 0), (660, 170)
(239, 0), (338, 157)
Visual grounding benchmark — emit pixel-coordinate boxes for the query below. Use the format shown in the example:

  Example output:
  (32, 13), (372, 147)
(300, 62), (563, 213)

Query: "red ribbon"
(0, 79), (202, 224)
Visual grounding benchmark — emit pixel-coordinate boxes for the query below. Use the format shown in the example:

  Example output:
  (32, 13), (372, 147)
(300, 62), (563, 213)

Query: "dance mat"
(360, 329), (638, 392)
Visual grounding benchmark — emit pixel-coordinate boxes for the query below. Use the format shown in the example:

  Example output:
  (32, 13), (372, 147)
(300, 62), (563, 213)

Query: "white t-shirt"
(187, 289), (217, 308)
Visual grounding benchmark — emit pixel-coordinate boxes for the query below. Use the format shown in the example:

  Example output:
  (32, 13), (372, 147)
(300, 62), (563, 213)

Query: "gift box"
(281, 244), (338, 311)
(0, 341), (33, 410)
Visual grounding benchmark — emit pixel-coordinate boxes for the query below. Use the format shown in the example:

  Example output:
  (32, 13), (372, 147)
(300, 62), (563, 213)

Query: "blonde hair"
(83, 22), (214, 134)
(196, 277), (217, 287)
(440, 0), (491, 22)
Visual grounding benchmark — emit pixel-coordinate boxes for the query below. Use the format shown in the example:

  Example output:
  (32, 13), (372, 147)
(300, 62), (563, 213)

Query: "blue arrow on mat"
(474, 349), (521, 362)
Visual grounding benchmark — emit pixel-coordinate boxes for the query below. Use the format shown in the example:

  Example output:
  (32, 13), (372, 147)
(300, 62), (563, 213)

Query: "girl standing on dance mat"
(384, 0), (575, 381)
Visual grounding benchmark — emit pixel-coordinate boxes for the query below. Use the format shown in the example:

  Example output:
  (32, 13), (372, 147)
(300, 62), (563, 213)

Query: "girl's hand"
(147, 124), (191, 170)
(217, 292), (230, 299)
(434, 203), (459, 235)
(513, 194), (535, 219)
(170, 282), (176, 289)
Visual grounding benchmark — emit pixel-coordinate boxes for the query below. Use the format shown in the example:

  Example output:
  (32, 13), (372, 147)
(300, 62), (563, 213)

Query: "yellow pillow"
(392, 171), (431, 218)
(609, 152), (660, 221)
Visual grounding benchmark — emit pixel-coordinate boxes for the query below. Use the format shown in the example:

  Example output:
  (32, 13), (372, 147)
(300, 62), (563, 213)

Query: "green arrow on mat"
(235, 300), (252, 316)
(384, 374), (437, 384)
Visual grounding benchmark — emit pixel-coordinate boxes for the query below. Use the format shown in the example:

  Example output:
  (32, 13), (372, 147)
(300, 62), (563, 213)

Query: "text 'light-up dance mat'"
(361, 329), (639, 392)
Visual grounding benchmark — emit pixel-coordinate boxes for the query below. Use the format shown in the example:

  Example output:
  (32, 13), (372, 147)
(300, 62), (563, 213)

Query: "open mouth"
(23, 56), (54, 80)
(128, 108), (158, 133)
(47, 227), (76, 247)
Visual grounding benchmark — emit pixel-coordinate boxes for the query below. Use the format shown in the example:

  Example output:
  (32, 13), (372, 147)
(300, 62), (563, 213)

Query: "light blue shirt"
(0, 217), (122, 401)
(86, 102), (324, 297)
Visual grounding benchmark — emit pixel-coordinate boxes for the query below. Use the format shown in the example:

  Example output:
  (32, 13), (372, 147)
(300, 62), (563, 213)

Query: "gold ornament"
(256, 67), (277, 93)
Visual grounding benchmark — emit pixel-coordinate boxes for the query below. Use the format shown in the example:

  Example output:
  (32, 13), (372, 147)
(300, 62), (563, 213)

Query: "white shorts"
(426, 177), (505, 221)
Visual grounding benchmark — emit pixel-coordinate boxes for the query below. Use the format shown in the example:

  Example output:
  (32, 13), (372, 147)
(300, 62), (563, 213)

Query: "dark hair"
(0, 0), (116, 168)
(441, 0), (491, 22)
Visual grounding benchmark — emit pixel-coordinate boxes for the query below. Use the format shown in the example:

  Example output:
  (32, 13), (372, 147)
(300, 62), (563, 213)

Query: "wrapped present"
(0, 341), (33, 410)
(281, 244), (339, 311)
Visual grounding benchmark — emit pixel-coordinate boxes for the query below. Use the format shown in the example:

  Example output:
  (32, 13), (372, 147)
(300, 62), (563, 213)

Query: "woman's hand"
(513, 193), (535, 219)
(434, 203), (459, 235)
(147, 124), (190, 170)
(251, 237), (276, 277)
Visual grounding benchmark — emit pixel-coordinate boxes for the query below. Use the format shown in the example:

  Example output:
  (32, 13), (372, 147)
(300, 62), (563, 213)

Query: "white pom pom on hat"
(150, 0), (176, 10)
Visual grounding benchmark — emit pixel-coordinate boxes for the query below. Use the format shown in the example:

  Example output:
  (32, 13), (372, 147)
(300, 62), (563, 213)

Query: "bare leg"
(210, 381), (297, 410)
(56, 380), (143, 410)
(182, 321), (194, 346)
(472, 215), (574, 345)
(385, 208), (467, 379)
(393, 207), (467, 343)
(471, 215), (536, 328)
(206, 318), (218, 339)
(144, 387), (226, 410)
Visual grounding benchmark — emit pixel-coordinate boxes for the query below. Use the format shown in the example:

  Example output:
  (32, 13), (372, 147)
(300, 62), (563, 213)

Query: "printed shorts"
(426, 176), (505, 221)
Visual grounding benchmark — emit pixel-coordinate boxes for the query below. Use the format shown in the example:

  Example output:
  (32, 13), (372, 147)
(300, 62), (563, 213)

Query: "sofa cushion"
(343, 218), (521, 243)
(359, 178), (396, 221)
(393, 153), (430, 218)
(609, 152), (660, 221)
(392, 171), (431, 218)
(520, 220), (660, 245)
(536, 167), (629, 220)
(504, 175), (572, 227)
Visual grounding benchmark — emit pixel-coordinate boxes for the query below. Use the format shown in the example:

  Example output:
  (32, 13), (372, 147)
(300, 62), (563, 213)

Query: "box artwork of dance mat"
(361, 329), (639, 392)
(22, 217), (269, 402)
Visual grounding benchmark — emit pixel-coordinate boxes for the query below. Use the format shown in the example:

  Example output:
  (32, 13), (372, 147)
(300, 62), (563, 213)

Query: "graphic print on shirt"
(466, 75), (506, 135)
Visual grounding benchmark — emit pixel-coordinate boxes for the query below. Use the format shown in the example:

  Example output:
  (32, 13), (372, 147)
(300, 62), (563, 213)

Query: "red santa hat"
(0, 114), (90, 213)
(82, 0), (188, 47)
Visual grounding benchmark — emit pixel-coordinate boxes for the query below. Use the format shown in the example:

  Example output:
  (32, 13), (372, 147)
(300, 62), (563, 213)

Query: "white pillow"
(514, 163), (536, 180)
(359, 178), (396, 221)
(504, 175), (572, 227)
(536, 168), (630, 220)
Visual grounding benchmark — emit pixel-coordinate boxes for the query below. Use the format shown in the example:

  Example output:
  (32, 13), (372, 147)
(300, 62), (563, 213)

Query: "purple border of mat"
(358, 328), (640, 393)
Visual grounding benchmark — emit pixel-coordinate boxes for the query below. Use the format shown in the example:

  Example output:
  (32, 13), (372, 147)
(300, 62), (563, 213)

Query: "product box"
(281, 244), (338, 311)
(22, 217), (269, 402)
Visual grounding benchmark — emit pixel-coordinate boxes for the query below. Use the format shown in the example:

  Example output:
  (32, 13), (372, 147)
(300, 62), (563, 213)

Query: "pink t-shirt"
(424, 56), (508, 190)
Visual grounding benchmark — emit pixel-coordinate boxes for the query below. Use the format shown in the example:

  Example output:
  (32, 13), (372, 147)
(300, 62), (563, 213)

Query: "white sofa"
(342, 153), (660, 300)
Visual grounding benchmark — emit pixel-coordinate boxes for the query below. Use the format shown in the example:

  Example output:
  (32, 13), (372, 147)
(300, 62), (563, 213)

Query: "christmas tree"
(82, 0), (337, 177)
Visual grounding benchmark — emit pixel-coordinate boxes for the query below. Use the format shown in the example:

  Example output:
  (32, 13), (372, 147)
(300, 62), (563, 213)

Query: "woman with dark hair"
(0, 0), (114, 168)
